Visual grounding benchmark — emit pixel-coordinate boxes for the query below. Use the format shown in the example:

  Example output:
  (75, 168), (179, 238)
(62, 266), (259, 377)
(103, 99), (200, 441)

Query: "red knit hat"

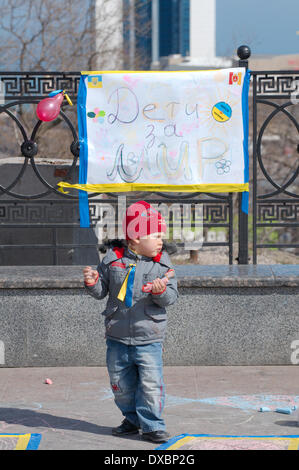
(123, 201), (167, 240)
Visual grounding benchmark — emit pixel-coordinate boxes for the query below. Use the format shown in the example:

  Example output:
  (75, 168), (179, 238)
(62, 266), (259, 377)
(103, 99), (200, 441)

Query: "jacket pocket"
(144, 303), (167, 322)
(103, 303), (118, 318)
(110, 267), (127, 283)
(109, 268), (127, 297)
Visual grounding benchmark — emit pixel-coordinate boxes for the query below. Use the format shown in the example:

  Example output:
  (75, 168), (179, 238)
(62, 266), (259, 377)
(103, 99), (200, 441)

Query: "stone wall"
(0, 265), (298, 367)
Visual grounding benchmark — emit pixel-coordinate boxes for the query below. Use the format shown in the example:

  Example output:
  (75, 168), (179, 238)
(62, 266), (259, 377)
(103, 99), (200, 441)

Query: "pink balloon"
(36, 93), (64, 122)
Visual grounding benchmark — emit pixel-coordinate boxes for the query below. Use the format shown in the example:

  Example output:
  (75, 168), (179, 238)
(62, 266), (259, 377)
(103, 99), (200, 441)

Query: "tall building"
(123, 0), (152, 69)
(123, 0), (190, 69)
(158, 0), (234, 69)
(180, 0), (190, 57)
(189, 0), (216, 61)
(156, 0), (231, 69)
(159, 0), (190, 58)
(95, 0), (299, 71)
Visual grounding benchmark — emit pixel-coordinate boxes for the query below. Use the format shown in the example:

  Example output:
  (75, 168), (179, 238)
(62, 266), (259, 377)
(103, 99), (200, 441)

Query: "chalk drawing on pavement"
(97, 387), (299, 413)
(164, 394), (299, 412)
(158, 434), (299, 451)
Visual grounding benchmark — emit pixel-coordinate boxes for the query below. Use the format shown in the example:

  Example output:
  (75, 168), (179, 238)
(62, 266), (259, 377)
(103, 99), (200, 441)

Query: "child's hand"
(83, 266), (99, 285)
(151, 277), (168, 294)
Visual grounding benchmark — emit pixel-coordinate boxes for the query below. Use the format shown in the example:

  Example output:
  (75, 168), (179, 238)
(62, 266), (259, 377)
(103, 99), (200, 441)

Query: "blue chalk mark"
(275, 407), (292, 415)
(164, 394), (299, 413)
(165, 395), (198, 407)
(98, 390), (299, 415)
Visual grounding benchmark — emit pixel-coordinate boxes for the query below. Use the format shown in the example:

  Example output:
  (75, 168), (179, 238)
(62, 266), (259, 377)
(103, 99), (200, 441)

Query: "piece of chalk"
(259, 407), (271, 412)
(44, 378), (53, 385)
(275, 407), (292, 414)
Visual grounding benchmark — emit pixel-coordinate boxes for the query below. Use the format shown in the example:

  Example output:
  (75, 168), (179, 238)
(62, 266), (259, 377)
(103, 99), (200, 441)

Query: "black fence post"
(237, 45), (251, 264)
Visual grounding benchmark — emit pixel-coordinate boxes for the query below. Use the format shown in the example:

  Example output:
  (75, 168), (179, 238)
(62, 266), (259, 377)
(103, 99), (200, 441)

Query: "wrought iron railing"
(0, 46), (298, 265)
(251, 70), (299, 263)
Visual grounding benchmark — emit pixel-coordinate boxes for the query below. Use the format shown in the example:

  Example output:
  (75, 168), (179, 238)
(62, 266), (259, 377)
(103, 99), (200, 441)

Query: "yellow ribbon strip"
(63, 90), (73, 106)
(81, 70), (219, 75)
(57, 182), (249, 193)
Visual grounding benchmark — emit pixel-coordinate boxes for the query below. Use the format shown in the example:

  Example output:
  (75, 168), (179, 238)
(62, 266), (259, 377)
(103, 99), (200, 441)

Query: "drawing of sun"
(197, 85), (242, 139)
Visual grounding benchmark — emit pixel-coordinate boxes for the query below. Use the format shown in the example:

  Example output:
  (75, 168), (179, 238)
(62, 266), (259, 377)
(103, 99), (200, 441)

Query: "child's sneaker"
(112, 419), (139, 436)
(142, 430), (170, 443)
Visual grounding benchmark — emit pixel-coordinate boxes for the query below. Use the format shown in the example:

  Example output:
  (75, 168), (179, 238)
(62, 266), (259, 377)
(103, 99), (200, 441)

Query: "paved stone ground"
(0, 366), (299, 451)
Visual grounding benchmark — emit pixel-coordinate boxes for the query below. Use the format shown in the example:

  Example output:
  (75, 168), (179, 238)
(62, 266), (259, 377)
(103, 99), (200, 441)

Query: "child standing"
(83, 200), (178, 443)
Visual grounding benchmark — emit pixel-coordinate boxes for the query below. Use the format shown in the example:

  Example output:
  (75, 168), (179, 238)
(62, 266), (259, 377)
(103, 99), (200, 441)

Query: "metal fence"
(0, 46), (298, 265)
(251, 70), (299, 263)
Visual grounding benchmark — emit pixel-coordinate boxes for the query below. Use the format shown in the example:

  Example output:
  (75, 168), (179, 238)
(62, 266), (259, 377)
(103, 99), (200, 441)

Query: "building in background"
(156, 0), (232, 70)
(122, 0), (231, 70)
(96, 0), (299, 70)
(159, 0), (190, 58)
(123, 0), (152, 69)
(123, 0), (190, 69)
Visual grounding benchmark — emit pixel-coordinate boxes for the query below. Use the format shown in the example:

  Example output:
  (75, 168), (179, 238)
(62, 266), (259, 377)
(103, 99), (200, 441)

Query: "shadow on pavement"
(0, 407), (124, 437)
(274, 419), (299, 428)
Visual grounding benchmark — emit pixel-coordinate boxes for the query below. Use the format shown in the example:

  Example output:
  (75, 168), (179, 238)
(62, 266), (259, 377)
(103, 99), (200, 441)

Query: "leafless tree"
(0, 0), (125, 71)
(0, 0), (130, 160)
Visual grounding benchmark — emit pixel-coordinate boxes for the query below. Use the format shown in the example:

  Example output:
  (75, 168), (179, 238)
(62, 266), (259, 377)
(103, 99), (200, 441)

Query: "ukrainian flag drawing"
(87, 75), (102, 88)
(0, 433), (42, 450)
(212, 102), (232, 122)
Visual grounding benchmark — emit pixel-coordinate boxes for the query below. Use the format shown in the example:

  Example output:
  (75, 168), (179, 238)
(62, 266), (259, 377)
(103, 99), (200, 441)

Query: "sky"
(216, 0), (299, 56)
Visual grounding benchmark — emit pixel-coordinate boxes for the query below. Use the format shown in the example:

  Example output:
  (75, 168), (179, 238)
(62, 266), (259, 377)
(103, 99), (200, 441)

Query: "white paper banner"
(59, 68), (250, 194)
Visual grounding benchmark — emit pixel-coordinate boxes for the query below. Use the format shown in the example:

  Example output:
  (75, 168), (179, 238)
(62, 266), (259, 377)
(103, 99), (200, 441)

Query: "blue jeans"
(106, 339), (166, 433)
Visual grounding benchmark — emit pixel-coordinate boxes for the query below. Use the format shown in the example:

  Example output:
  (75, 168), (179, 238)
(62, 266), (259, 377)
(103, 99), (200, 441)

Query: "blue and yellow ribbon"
(117, 264), (136, 307)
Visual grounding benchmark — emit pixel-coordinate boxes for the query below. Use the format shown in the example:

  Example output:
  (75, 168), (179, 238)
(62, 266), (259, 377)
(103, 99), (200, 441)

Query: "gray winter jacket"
(84, 246), (178, 345)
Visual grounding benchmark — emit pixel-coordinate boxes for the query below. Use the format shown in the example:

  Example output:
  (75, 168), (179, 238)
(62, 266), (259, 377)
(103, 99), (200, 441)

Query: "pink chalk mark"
(123, 75), (140, 87)
(180, 121), (200, 134)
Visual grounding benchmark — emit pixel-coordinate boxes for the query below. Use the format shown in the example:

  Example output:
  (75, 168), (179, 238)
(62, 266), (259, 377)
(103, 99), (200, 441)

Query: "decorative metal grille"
(0, 72), (81, 101)
(0, 70), (235, 265)
(252, 71), (299, 263)
(1, 49), (297, 265)
(255, 72), (299, 99)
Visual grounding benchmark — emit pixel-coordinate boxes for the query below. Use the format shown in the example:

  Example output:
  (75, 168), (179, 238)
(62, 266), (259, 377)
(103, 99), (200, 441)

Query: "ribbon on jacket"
(117, 263), (136, 307)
